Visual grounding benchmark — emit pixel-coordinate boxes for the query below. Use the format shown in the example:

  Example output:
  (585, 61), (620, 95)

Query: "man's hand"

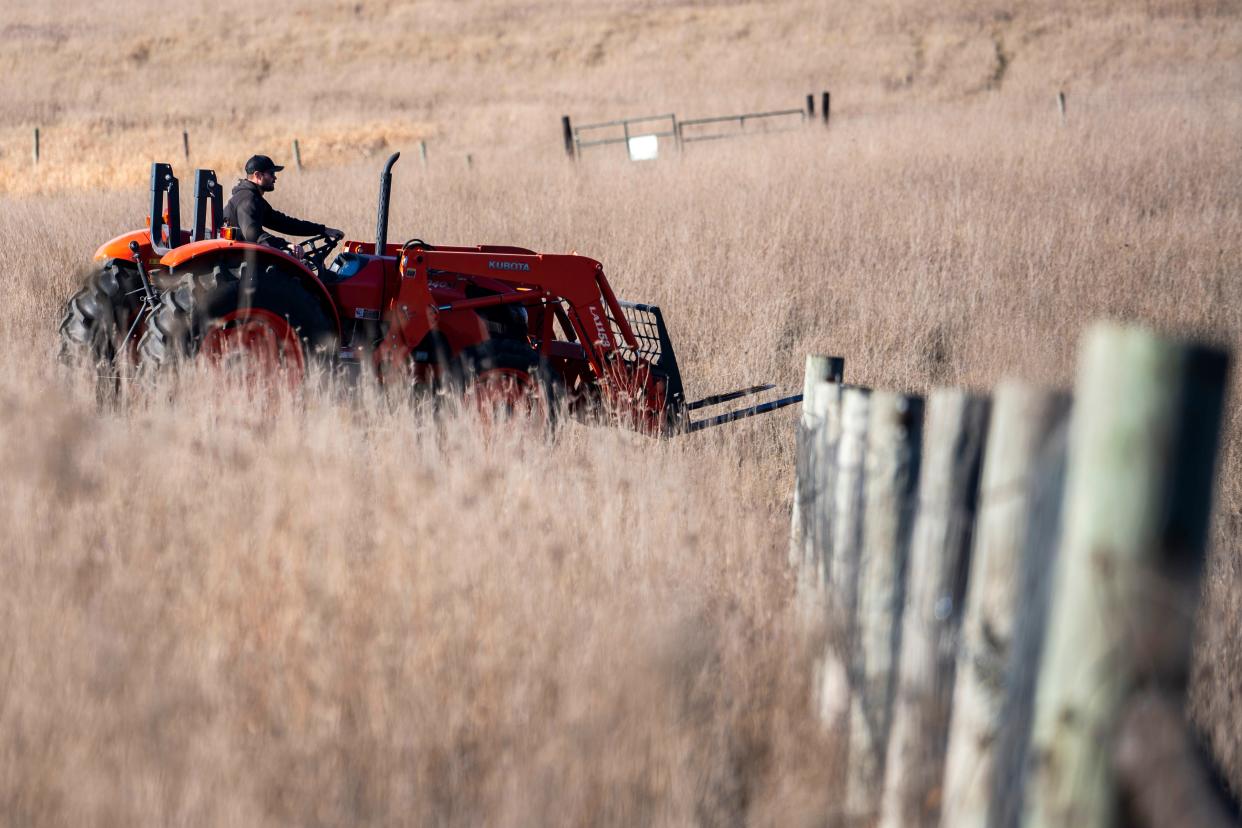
(323, 227), (344, 239)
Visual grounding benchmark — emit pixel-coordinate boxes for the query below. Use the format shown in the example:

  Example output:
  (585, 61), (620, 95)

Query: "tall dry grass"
(0, 0), (1239, 823)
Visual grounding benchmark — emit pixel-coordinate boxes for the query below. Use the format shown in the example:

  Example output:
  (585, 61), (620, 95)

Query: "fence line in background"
(564, 90), (830, 162)
(790, 320), (1233, 827)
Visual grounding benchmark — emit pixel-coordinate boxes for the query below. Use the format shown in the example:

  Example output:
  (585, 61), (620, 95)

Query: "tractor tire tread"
(58, 261), (144, 365)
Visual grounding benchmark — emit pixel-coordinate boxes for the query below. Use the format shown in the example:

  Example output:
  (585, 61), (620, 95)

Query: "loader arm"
(375, 246), (679, 434)
(379, 248), (640, 377)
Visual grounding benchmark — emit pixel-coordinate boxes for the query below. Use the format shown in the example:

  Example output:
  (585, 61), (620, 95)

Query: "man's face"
(256, 170), (276, 192)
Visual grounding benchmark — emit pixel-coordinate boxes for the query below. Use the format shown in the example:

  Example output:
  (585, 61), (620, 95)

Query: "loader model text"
(590, 306), (610, 345)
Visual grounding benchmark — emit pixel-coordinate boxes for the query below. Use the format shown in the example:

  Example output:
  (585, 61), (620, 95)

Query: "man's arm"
(263, 207), (325, 238)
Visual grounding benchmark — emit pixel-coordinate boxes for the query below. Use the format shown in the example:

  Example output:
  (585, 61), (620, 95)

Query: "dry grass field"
(1, 0), (1240, 824)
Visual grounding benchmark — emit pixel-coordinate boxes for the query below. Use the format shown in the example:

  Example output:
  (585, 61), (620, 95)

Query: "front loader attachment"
(685, 391), (805, 432)
(616, 301), (686, 409)
(614, 299), (823, 435)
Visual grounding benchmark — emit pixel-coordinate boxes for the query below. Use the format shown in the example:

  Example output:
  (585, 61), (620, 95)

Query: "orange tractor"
(60, 154), (802, 435)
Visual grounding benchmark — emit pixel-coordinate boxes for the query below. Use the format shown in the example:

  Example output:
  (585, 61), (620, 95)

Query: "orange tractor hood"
(95, 228), (193, 267)
(158, 238), (307, 272)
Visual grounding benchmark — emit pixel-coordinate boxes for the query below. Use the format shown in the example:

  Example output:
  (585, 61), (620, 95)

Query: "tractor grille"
(616, 301), (685, 406)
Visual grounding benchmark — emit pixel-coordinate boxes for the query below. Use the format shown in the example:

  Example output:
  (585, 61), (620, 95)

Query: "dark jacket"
(224, 180), (325, 249)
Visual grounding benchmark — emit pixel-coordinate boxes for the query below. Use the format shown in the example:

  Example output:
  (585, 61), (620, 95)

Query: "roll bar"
(148, 162), (181, 254)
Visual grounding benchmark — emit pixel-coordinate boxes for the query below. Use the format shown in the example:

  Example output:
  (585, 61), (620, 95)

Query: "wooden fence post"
(818, 387), (871, 727)
(939, 382), (1071, 828)
(810, 384), (848, 592)
(790, 355), (846, 572)
(292, 139), (303, 171)
(844, 391), (925, 823)
(798, 381), (846, 611)
(879, 388), (990, 828)
(823, 91), (831, 125)
(807, 93), (815, 117)
(987, 401), (1071, 828)
(1022, 323), (1228, 828)
(1057, 91), (1066, 124)
(182, 130), (190, 162)
(830, 386), (871, 610)
(562, 115), (575, 159)
(32, 127), (40, 165)
(419, 140), (428, 168)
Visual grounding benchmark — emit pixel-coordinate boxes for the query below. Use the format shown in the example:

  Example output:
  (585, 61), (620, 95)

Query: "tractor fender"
(159, 239), (342, 341)
(93, 228), (190, 268)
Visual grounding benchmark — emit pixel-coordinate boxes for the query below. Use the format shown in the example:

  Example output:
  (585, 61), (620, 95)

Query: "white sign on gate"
(627, 134), (659, 161)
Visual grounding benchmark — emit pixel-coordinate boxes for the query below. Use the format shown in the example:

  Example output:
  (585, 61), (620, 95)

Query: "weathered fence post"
(844, 391), (925, 824)
(807, 93), (815, 117)
(939, 382), (1071, 828)
(818, 387), (872, 727)
(810, 384), (849, 591)
(987, 404), (1071, 828)
(790, 355), (846, 571)
(1057, 91), (1066, 124)
(879, 388), (990, 828)
(32, 127), (40, 165)
(823, 91), (831, 125)
(419, 140), (428, 168)
(562, 115), (575, 159)
(182, 130), (190, 161)
(292, 138), (303, 170)
(830, 386), (871, 611)
(1022, 323), (1228, 828)
(466, 153), (473, 170)
(796, 380), (846, 623)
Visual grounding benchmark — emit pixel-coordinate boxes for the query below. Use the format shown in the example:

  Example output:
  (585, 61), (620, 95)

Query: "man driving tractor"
(225, 154), (342, 252)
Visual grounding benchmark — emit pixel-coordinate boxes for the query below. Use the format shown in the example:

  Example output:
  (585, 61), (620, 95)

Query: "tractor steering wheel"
(293, 231), (342, 275)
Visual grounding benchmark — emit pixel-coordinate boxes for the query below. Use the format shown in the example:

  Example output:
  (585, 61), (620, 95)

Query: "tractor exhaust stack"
(375, 152), (401, 255)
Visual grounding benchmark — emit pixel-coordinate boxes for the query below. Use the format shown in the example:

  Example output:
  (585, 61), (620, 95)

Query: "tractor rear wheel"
(455, 339), (563, 428)
(58, 260), (145, 366)
(138, 262), (337, 386)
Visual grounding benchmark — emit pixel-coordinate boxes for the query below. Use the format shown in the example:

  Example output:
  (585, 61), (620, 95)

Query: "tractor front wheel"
(455, 340), (563, 428)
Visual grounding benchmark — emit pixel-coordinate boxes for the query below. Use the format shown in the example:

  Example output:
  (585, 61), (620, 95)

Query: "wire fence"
(562, 91), (830, 162)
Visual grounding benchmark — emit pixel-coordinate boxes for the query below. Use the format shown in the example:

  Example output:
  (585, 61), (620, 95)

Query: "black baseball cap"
(244, 154), (284, 174)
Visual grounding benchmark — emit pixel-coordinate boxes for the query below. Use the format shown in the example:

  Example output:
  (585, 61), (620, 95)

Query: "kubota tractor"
(60, 154), (801, 435)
